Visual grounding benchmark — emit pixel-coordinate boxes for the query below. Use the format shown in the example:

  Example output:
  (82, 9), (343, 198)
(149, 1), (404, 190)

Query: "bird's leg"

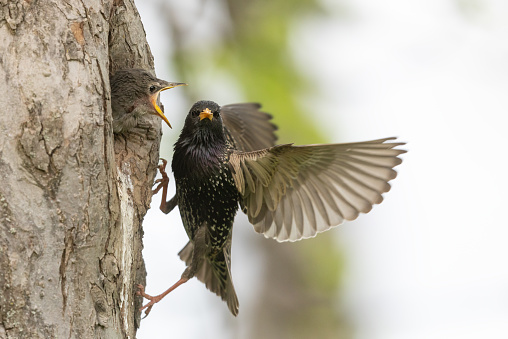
(136, 278), (189, 317)
(152, 158), (168, 194)
(136, 224), (208, 317)
(161, 195), (177, 214)
(152, 158), (177, 214)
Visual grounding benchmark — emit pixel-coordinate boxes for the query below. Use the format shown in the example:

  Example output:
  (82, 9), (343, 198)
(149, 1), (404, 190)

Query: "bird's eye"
(149, 85), (156, 92)
(192, 110), (199, 116)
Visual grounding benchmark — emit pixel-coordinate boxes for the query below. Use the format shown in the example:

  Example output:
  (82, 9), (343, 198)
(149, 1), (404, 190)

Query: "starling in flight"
(137, 100), (406, 316)
(110, 68), (186, 134)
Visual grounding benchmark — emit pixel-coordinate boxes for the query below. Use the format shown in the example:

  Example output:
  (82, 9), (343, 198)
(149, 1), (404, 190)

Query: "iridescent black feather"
(146, 100), (405, 317)
(172, 101), (241, 315)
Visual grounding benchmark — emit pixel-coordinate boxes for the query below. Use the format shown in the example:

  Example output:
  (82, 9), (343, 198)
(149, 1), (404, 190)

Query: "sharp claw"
(142, 305), (153, 319)
(156, 158), (169, 179)
(137, 284), (158, 319)
(158, 158), (168, 170)
(153, 160), (169, 196)
(136, 284), (148, 297)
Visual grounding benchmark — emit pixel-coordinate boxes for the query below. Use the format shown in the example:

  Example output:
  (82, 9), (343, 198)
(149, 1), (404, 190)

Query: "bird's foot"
(152, 158), (169, 194)
(136, 277), (189, 318)
(136, 284), (162, 318)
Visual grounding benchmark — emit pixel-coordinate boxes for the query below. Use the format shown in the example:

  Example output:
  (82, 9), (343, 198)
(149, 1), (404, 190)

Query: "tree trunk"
(0, 1), (160, 338)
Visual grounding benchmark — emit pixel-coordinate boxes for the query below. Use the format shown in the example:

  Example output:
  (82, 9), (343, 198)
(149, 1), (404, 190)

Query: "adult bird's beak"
(151, 82), (187, 129)
(199, 108), (213, 121)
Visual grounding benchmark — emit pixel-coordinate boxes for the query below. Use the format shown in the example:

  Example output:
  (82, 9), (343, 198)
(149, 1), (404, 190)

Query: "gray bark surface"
(0, 1), (160, 338)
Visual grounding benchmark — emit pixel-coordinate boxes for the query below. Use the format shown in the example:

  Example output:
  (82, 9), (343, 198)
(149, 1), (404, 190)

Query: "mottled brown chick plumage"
(110, 68), (185, 134)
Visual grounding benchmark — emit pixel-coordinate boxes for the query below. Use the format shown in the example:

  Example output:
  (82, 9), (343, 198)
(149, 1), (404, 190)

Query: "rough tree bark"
(0, 1), (160, 338)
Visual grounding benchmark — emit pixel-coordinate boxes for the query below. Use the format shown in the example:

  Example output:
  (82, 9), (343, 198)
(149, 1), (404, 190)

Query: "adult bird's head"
(173, 100), (228, 178)
(179, 100), (226, 144)
(110, 69), (186, 129)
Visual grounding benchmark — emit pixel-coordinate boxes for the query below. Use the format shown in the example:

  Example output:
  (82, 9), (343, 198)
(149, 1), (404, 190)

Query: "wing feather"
(291, 188), (305, 237)
(230, 138), (406, 242)
(221, 103), (278, 152)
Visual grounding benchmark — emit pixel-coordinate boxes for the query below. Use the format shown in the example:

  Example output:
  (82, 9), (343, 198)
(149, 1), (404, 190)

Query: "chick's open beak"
(151, 95), (172, 128)
(150, 82), (187, 129)
(199, 108), (213, 121)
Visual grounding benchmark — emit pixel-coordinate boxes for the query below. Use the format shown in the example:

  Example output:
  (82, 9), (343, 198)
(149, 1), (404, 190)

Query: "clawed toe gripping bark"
(152, 158), (169, 194)
(136, 278), (189, 318)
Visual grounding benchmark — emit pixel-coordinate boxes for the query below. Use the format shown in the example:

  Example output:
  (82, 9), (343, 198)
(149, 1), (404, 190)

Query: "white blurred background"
(136, 0), (508, 338)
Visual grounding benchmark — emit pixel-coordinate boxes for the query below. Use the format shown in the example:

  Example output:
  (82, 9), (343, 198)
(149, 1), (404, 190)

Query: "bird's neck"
(172, 129), (227, 179)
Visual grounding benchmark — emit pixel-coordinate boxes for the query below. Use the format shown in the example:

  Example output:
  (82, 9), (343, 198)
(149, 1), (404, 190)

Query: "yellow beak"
(151, 82), (187, 129)
(151, 95), (172, 128)
(199, 108), (213, 121)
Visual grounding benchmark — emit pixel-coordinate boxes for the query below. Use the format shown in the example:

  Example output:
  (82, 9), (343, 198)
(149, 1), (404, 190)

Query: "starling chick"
(110, 68), (186, 134)
(137, 100), (405, 316)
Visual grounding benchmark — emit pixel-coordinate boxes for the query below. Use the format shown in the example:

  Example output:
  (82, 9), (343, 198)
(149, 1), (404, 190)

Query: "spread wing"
(221, 103), (278, 152)
(229, 137), (406, 242)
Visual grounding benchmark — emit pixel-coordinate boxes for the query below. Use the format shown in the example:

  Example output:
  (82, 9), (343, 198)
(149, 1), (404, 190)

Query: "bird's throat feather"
(173, 129), (227, 180)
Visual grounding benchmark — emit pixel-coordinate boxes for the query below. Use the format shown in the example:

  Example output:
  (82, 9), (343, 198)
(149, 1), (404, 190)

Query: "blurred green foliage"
(173, 0), (326, 144)
(220, 0), (325, 144)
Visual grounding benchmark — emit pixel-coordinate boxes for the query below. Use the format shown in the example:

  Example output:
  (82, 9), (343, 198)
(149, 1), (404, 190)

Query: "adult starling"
(110, 68), (186, 134)
(137, 100), (405, 316)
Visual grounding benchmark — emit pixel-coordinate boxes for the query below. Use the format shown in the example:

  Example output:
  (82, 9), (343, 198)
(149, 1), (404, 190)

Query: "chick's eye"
(192, 110), (199, 116)
(149, 85), (156, 92)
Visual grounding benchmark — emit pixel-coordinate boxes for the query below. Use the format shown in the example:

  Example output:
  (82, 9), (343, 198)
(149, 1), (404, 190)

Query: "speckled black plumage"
(177, 105), (237, 263)
(172, 101), (242, 315)
(173, 100), (239, 243)
(138, 100), (405, 317)
(137, 100), (277, 317)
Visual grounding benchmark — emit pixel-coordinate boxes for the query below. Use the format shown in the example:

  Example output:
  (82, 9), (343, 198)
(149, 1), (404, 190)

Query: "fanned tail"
(179, 242), (239, 316)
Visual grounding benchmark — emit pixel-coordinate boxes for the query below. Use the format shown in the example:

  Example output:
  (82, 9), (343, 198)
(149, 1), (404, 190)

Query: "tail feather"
(178, 242), (239, 316)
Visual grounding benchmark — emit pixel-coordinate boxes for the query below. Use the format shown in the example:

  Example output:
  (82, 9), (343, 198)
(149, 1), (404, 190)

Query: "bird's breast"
(172, 141), (225, 179)
(175, 161), (240, 249)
